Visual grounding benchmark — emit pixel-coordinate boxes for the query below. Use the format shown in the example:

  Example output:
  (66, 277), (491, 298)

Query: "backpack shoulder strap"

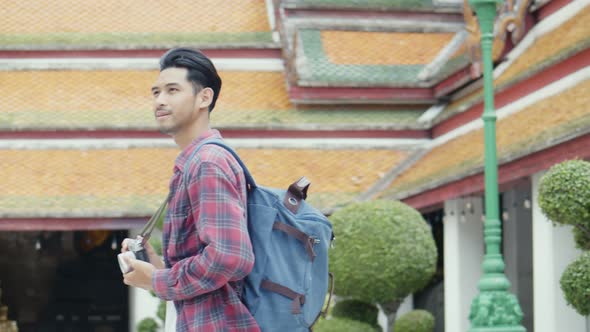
(183, 138), (257, 189)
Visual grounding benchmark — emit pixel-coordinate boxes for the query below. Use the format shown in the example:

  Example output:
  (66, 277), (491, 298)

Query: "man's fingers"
(125, 256), (136, 269)
(121, 238), (131, 253)
(123, 269), (135, 285)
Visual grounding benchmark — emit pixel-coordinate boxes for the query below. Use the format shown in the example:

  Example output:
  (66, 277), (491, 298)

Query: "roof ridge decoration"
(464, 0), (533, 75)
(435, 2), (590, 124)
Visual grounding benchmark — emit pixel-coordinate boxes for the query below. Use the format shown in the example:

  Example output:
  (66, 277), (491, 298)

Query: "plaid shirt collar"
(174, 128), (222, 172)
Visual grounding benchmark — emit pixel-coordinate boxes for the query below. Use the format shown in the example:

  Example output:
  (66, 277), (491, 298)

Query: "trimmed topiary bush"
(157, 300), (166, 322)
(573, 226), (590, 251)
(329, 200), (437, 331)
(314, 317), (380, 332)
(332, 299), (379, 327)
(538, 159), (590, 227)
(394, 310), (435, 332)
(560, 252), (590, 315)
(137, 317), (159, 332)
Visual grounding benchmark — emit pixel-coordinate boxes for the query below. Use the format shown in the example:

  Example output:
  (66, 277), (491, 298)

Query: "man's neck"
(174, 120), (210, 150)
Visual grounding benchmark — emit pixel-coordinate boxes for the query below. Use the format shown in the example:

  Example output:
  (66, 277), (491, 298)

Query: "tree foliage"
(560, 252), (590, 316)
(137, 318), (159, 332)
(329, 200), (437, 304)
(538, 159), (590, 227)
(394, 310), (435, 332)
(573, 226), (590, 251)
(314, 317), (380, 332)
(332, 299), (379, 327)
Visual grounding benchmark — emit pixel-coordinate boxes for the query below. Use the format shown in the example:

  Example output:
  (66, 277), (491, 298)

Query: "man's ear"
(198, 87), (214, 110)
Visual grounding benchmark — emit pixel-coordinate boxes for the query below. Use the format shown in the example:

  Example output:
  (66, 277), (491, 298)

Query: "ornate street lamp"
(467, 0), (526, 331)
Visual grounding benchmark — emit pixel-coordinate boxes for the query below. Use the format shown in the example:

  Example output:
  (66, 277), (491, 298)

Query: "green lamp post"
(467, 0), (526, 331)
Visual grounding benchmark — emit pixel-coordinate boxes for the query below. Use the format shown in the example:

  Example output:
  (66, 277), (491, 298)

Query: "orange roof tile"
(321, 31), (455, 65)
(386, 78), (590, 195)
(4, 70), (290, 113)
(497, 5), (590, 86)
(2, 70), (292, 129)
(2, 69), (426, 129)
(1, 0), (270, 34)
(0, 147), (409, 216)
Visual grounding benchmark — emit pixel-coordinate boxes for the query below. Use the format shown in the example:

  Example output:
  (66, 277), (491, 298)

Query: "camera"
(117, 235), (150, 274)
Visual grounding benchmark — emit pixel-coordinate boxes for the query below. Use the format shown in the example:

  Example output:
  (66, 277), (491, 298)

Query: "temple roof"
(436, 4), (590, 123)
(382, 76), (590, 199)
(0, 0), (275, 49)
(0, 144), (413, 217)
(293, 29), (469, 87)
(0, 0), (588, 219)
(1, 69), (428, 131)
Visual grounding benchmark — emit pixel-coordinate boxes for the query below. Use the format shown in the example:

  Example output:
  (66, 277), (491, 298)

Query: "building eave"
(432, 47), (590, 137)
(398, 133), (590, 210)
(0, 218), (147, 231)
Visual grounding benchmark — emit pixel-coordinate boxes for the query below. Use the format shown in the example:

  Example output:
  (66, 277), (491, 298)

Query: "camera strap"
(138, 192), (172, 245)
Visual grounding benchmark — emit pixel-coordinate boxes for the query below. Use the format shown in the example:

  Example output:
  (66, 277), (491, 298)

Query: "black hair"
(159, 47), (222, 112)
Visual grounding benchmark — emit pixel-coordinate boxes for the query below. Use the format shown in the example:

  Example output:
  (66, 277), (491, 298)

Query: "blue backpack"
(187, 139), (334, 331)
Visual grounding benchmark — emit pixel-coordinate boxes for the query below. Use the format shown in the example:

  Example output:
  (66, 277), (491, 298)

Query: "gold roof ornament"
(464, 0), (533, 75)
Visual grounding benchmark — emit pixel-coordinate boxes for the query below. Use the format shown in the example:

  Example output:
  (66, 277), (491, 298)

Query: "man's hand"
(122, 257), (157, 291)
(121, 238), (165, 269)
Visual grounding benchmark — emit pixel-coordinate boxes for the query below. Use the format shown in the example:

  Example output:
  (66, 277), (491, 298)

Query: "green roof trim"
(385, 114), (590, 198)
(288, 0), (440, 10)
(0, 192), (358, 217)
(436, 38), (590, 123)
(297, 30), (469, 87)
(1, 108), (427, 130)
(432, 53), (470, 82)
(299, 30), (424, 86)
(0, 31), (275, 49)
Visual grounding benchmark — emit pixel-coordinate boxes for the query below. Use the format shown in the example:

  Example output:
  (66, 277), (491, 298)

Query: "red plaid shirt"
(152, 129), (260, 332)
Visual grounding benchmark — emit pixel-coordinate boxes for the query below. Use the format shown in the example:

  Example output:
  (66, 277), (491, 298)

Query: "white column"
(129, 287), (162, 332)
(532, 171), (586, 332)
(444, 197), (484, 332)
(397, 295), (414, 317)
(378, 295), (413, 332)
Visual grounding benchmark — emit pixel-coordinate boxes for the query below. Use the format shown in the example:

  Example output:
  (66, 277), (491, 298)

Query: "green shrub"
(538, 160), (590, 227)
(314, 317), (380, 332)
(560, 252), (590, 315)
(332, 299), (379, 327)
(394, 310), (435, 332)
(157, 300), (166, 322)
(329, 200), (437, 304)
(573, 226), (590, 251)
(137, 317), (159, 332)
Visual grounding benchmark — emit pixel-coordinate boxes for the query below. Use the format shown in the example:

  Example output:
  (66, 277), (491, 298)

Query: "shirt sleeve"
(152, 160), (254, 301)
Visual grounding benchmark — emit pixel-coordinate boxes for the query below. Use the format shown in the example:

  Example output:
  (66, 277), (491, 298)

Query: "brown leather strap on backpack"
(272, 222), (317, 261)
(261, 279), (306, 314)
(310, 272), (335, 329)
(284, 177), (311, 214)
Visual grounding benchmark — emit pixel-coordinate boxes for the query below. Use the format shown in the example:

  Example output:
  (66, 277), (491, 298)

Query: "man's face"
(151, 67), (200, 136)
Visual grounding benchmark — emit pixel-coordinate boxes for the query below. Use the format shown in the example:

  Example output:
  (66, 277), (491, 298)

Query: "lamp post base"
(469, 291), (526, 332)
(469, 327), (526, 332)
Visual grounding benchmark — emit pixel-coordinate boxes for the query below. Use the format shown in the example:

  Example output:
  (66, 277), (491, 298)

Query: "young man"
(121, 48), (259, 332)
